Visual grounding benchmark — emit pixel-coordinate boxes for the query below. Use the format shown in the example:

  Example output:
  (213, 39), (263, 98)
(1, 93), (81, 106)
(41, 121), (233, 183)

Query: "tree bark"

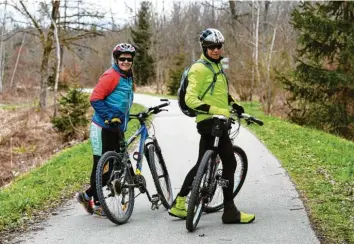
(10, 34), (26, 91)
(50, 0), (61, 117)
(0, 0), (7, 93)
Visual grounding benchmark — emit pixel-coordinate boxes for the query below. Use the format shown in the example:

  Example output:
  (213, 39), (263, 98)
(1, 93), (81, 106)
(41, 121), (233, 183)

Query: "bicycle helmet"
(112, 43), (136, 61)
(199, 28), (225, 48)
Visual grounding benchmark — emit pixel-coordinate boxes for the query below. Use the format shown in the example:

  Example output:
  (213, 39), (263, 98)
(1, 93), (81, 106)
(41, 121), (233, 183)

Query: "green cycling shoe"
(168, 196), (187, 219)
(222, 201), (255, 224)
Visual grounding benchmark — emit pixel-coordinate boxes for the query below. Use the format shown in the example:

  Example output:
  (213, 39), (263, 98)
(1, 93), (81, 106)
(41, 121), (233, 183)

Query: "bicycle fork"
(125, 140), (161, 211)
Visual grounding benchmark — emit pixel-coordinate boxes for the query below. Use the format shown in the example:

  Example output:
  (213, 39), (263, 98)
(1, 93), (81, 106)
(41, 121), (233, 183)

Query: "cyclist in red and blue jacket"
(76, 43), (136, 217)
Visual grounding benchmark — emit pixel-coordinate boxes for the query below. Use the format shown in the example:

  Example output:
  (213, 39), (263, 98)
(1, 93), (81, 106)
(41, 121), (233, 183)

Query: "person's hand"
(209, 106), (230, 118)
(232, 103), (244, 116)
(104, 117), (121, 127)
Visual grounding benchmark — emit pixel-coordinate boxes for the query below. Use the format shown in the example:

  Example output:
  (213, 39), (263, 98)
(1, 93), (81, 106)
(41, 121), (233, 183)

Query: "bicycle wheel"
(146, 142), (173, 209)
(204, 145), (248, 213)
(186, 150), (214, 232)
(96, 151), (135, 225)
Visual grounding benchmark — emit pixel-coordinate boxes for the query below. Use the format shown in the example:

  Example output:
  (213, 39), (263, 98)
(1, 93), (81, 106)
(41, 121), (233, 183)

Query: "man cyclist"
(169, 28), (255, 224)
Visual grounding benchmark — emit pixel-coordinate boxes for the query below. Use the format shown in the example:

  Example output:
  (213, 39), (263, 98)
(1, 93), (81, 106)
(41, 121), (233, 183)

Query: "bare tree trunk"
(37, 0), (60, 110)
(254, 1), (260, 93)
(212, 0), (215, 26)
(265, 7), (280, 114)
(39, 46), (51, 109)
(249, 1), (255, 101)
(47, 0), (61, 117)
(10, 34), (26, 91)
(0, 0), (7, 94)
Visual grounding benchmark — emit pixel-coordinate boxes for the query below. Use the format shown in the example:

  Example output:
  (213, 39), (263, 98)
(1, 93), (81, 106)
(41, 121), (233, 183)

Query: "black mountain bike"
(186, 111), (264, 232)
(95, 99), (173, 225)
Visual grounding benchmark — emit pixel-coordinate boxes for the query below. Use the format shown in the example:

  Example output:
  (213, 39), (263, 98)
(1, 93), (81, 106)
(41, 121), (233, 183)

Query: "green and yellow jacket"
(185, 54), (237, 123)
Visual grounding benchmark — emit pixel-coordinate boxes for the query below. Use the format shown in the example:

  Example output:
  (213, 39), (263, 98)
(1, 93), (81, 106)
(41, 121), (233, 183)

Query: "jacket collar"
(112, 63), (133, 78)
(200, 53), (223, 66)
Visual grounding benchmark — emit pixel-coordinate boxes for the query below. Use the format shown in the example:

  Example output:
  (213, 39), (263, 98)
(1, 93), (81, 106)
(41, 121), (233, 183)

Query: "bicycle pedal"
(151, 194), (159, 210)
(151, 194), (159, 203)
(218, 179), (229, 188)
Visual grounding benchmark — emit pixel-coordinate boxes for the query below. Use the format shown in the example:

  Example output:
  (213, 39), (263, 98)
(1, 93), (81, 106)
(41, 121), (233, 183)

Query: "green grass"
(242, 102), (354, 244)
(0, 103), (145, 232)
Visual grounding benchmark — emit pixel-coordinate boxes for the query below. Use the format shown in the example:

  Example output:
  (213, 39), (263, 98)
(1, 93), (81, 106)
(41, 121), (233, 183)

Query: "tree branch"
(18, 1), (45, 44)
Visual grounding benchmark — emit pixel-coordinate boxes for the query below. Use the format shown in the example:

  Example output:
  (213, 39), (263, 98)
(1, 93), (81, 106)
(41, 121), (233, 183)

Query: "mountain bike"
(186, 111), (264, 232)
(95, 99), (173, 225)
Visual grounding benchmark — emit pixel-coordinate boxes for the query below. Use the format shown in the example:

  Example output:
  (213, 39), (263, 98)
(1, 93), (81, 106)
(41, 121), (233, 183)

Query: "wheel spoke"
(96, 152), (135, 225)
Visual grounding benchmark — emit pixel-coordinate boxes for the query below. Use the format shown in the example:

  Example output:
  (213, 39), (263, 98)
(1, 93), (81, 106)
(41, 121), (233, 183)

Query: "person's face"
(206, 44), (223, 60)
(117, 53), (133, 71)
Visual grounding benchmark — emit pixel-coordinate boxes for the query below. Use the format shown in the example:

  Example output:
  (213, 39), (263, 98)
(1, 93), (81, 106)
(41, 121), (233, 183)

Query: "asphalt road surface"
(11, 94), (320, 244)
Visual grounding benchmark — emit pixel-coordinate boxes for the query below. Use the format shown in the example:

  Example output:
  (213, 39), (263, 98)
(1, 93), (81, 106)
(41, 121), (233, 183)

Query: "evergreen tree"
(280, 2), (354, 139)
(51, 88), (90, 140)
(131, 1), (155, 86)
(167, 53), (186, 95)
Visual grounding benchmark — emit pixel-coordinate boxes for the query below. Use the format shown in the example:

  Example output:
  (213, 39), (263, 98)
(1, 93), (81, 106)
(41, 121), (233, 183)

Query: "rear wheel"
(96, 151), (135, 225)
(146, 143), (173, 209)
(204, 146), (248, 213)
(186, 150), (214, 232)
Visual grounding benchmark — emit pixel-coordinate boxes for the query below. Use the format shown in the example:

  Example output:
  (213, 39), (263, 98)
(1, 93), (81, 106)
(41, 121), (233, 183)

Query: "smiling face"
(206, 44), (223, 60)
(117, 53), (133, 71)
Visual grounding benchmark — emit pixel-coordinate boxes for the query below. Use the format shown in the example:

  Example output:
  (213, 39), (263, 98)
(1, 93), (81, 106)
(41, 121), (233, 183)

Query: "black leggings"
(86, 126), (123, 203)
(179, 119), (237, 202)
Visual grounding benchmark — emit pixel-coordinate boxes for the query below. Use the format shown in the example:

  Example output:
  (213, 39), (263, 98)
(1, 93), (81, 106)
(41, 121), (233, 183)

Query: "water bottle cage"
(133, 152), (142, 161)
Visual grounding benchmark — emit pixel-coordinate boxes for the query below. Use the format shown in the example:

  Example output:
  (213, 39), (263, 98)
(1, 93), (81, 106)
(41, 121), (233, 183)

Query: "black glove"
(104, 117), (121, 127)
(232, 103), (244, 116)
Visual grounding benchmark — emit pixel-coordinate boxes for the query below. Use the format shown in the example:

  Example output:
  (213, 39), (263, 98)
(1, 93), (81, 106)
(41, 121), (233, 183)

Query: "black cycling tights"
(86, 127), (123, 204)
(179, 120), (237, 203)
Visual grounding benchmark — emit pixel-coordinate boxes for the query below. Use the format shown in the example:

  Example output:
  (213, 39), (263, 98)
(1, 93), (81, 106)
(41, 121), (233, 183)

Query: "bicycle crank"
(135, 175), (147, 193)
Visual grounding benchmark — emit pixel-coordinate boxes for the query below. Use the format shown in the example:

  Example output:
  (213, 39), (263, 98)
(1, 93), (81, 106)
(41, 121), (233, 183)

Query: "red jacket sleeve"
(90, 72), (119, 101)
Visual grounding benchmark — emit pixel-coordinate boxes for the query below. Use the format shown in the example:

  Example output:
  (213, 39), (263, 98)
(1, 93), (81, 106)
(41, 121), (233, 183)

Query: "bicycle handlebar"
(130, 99), (170, 121)
(149, 101), (169, 111)
(229, 110), (264, 126)
(240, 113), (264, 126)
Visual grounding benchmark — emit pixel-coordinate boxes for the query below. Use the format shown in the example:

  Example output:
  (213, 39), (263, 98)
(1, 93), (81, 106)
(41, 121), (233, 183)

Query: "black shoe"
(222, 201), (255, 224)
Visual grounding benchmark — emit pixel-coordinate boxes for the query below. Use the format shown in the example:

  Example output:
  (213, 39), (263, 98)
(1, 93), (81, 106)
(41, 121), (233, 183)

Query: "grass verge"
(242, 102), (354, 244)
(0, 103), (145, 233)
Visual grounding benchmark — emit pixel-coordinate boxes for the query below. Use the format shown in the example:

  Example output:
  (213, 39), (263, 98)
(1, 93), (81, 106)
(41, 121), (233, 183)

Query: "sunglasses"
(118, 57), (133, 62)
(206, 44), (223, 50)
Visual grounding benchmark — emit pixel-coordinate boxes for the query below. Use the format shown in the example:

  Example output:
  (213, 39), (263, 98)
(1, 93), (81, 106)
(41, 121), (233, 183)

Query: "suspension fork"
(145, 135), (161, 151)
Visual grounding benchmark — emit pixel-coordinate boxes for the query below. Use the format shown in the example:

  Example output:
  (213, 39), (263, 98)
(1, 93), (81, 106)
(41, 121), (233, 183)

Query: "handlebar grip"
(157, 102), (169, 109)
(252, 117), (264, 126)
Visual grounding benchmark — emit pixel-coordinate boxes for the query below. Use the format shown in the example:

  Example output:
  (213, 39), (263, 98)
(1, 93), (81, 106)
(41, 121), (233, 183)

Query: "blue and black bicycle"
(95, 99), (173, 225)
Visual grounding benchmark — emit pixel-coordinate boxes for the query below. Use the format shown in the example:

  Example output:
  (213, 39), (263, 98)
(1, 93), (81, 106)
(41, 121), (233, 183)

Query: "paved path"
(11, 94), (320, 244)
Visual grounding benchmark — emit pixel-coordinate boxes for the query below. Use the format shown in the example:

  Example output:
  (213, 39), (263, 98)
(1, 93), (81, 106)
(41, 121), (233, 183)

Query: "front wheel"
(203, 146), (248, 213)
(96, 151), (135, 225)
(146, 142), (173, 209)
(186, 150), (214, 232)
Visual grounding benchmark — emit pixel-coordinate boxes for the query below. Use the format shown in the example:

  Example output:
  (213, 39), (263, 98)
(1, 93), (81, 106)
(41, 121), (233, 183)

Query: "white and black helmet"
(112, 43), (136, 60)
(199, 28), (225, 47)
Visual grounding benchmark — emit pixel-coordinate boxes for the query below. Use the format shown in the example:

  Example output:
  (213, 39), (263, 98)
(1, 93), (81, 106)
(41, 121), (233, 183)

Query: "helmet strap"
(203, 47), (222, 64)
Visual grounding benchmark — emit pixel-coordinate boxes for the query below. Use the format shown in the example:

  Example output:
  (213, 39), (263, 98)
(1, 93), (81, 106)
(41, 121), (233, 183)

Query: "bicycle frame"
(125, 122), (151, 175)
(117, 114), (163, 209)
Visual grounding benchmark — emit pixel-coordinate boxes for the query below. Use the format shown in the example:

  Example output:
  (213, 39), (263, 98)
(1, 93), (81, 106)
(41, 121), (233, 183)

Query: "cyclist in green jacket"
(169, 28), (255, 224)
